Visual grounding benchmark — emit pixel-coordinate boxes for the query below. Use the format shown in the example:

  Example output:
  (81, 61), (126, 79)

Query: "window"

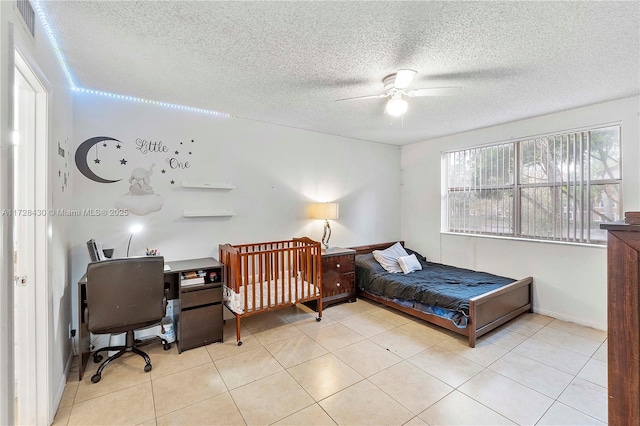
(445, 125), (621, 244)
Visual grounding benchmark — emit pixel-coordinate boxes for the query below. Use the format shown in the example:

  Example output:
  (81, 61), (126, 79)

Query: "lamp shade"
(312, 202), (339, 220)
(386, 98), (408, 116)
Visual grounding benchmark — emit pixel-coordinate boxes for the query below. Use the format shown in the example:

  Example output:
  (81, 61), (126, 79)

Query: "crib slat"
(266, 250), (271, 311)
(287, 245), (292, 303)
(256, 251), (260, 311)
(267, 250), (272, 309)
(246, 253), (251, 312)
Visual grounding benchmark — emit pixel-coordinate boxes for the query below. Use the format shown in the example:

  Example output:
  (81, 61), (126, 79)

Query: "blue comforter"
(355, 253), (515, 316)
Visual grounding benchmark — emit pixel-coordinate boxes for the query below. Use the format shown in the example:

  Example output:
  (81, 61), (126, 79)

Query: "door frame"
(13, 40), (51, 425)
(0, 22), (17, 426)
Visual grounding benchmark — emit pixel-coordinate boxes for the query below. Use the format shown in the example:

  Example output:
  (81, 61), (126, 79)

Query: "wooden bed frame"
(219, 237), (323, 345)
(350, 242), (533, 348)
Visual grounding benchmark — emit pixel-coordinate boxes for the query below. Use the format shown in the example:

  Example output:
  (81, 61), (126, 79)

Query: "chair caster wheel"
(93, 354), (103, 363)
(91, 374), (101, 383)
(237, 341), (242, 346)
(163, 343), (172, 350)
(144, 364), (152, 373)
(316, 317), (322, 322)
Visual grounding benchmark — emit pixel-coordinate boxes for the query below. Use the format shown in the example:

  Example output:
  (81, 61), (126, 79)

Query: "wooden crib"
(219, 237), (323, 345)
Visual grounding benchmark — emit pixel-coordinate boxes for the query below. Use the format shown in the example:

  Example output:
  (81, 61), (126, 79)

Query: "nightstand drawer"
(322, 254), (354, 274)
(323, 271), (354, 294)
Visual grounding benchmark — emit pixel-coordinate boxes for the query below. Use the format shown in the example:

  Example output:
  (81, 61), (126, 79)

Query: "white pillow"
(398, 254), (422, 274)
(372, 242), (408, 273)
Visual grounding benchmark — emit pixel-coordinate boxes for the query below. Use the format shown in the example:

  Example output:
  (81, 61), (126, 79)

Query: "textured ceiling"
(40, 1), (639, 146)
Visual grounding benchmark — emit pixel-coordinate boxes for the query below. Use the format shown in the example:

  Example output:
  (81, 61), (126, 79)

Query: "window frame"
(443, 123), (622, 245)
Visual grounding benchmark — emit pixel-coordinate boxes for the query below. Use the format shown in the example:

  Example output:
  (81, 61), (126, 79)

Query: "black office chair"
(85, 256), (168, 383)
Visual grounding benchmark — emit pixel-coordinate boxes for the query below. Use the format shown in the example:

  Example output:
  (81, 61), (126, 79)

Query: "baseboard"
(534, 307), (606, 332)
(51, 351), (74, 423)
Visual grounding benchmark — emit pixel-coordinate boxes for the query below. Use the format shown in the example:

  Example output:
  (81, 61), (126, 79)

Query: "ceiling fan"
(335, 69), (460, 116)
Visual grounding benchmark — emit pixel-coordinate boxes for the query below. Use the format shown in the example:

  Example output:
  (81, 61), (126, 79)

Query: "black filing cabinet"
(165, 258), (225, 353)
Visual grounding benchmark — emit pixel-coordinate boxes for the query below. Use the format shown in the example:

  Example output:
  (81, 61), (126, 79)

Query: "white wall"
(401, 96), (640, 330)
(0, 2), (75, 423)
(70, 94), (401, 325)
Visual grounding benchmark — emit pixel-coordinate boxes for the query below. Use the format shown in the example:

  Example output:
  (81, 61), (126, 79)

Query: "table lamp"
(312, 202), (339, 249)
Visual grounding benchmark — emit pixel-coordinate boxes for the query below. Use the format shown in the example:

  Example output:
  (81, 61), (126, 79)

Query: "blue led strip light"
(33, 1), (231, 118)
(73, 87), (230, 117)
(33, 0), (77, 88)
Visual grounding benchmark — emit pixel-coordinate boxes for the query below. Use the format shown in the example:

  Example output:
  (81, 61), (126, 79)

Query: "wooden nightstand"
(321, 247), (356, 309)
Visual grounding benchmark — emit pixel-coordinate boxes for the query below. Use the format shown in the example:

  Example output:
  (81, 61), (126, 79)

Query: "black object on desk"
(77, 257), (225, 380)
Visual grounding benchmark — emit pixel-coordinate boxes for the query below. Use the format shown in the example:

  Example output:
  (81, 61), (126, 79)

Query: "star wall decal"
(161, 169), (166, 174)
(170, 180), (175, 185)
(120, 159), (127, 165)
(189, 151), (192, 155)
(191, 139), (194, 143)
(94, 159), (101, 164)
(116, 144), (122, 149)
(175, 150), (179, 155)
(102, 143), (107, 147)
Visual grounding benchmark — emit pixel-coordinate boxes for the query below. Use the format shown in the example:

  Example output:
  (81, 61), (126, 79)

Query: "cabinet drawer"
(179, 303), (223, 351)
(181, 286), (222, 309)
(322, 254), (355, 274)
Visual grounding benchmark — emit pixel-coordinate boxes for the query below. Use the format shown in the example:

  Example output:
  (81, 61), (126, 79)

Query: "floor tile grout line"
(539, 400), (607, 425)
(573, 355), (608, 388)
(490, 326), (604, 425)
(529, 325), (603, 357)
(59, 308), (607, 426)
(365, 367), (456, 418)
(452, 333), (559, 425)
(507, 334), (593, 375)
(485, 359), (569, 401)
(149, 370), (158, 424)
(72, 375), (152, 406)
(214, 346), (285, 392)
(544, 321), (607, 342)
(451, 376), (523, 425)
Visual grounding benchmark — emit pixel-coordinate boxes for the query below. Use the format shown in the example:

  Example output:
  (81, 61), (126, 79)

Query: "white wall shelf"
(182, 209), (236, 218)
(181, 181), (235, 189)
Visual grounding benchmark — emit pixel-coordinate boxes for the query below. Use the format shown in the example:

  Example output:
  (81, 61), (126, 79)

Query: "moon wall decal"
(75, 136), (123, 183)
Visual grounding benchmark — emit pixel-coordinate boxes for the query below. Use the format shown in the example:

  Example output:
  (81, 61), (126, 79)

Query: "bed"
(219, 237), (323, 345)
(351, 242), (533, 347)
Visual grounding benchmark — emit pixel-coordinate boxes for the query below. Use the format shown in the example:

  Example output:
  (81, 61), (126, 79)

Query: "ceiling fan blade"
(394, 69), (418, 89)
(407, 87), (461, 97)
(335, 93), (388, 102)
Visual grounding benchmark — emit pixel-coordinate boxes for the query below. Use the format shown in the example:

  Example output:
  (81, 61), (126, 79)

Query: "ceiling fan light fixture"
(386, 97), (408, 116)
(393, 69), (418, 89)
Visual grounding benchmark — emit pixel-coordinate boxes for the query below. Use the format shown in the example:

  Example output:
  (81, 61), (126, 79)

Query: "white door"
(13, 47), (50, 426)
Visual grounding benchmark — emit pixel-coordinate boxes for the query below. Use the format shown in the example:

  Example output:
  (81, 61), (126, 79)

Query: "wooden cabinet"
(165, 258), (225, 353)
(601, 220), (640, 425)
(321, 248), (356, 308)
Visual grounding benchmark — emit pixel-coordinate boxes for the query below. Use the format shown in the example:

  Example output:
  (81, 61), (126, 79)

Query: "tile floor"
(54, 300), (608, 425)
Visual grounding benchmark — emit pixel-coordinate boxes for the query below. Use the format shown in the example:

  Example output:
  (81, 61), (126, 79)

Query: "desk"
(77, 257), (225, 380)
